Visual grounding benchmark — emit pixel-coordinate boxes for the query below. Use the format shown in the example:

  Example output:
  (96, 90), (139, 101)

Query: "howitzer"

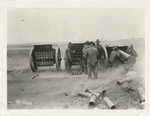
(105, 45), (133, 68)
(64, 43), (134, 69)
(29, 44), (62, 72)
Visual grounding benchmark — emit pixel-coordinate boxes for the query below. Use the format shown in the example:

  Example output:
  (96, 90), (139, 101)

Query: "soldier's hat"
(95, 39), (100, 43)
(68, 42), (73, 46)
(90, 41), (95, 46)
(130, 44), (133, 49)
(84, 41), (89, 45)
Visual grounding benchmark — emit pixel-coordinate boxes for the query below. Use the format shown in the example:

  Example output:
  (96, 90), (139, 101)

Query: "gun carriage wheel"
(29, 48), (38, 72)
(101, 45), (108, 68)
(55, 47), (61, 71)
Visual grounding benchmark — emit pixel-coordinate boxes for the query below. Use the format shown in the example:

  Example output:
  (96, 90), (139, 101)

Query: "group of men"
(65, 40), (138, 79)
(82, 39), (106, 79)
(65, 39), (105, 79)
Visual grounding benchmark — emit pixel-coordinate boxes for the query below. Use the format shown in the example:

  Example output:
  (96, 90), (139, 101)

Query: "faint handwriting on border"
(15, 99), (32, 105)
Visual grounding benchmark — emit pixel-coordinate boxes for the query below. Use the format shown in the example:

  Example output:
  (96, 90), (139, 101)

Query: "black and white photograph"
(7, 8), (146, 110)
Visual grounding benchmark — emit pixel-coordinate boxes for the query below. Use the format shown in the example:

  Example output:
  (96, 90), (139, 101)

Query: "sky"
(7, 8), (144, 44)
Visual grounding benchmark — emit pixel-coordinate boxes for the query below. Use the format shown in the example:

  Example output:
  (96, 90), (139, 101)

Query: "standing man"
(95, 39), (105, 72)
(85, 41), (99, 79)
(65, 42), (73, 73)
(82, 41), (89, 74)
(109, 46), (120, 68)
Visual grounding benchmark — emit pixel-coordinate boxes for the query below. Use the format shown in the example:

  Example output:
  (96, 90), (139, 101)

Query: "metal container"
(137, 87), (145, 103)
(89, 95), (97, 106)
(71, 72), (74, 75)
(78, 91), (92, 97)
(82, 88), (88, 92)
(79, 71), (81, 75)
(87, 89), (100, 97)
(103, 97), (116, 109)
(139, 102), (145, 109)
(74, 72), (76, 75)
(76, 72), (78, 75)
(72, 72), (75, 75)
(94, 90), (106, 95)
(117, 77), (132, 85)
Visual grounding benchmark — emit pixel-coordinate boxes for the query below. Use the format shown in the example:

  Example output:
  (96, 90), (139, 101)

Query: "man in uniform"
(109, 46), (120, 68)
(85, 41), (99, 79)
(82, 41), (89, 74)
(65, 42), (73, 73)
(126, 44), (138, 69)
(95, 39), (105, 72)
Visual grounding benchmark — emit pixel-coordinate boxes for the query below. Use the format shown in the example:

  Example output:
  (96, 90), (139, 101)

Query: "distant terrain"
(7, 38), (144, 48)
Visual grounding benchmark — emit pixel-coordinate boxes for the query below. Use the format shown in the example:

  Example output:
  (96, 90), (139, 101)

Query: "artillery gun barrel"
(118, 49), (130, 59)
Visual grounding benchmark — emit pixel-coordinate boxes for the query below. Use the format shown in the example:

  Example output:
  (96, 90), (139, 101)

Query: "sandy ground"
(7, 40), (145, 109)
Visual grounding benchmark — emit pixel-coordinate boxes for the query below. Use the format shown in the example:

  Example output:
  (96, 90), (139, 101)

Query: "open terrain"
(7, 38), (145, 109)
